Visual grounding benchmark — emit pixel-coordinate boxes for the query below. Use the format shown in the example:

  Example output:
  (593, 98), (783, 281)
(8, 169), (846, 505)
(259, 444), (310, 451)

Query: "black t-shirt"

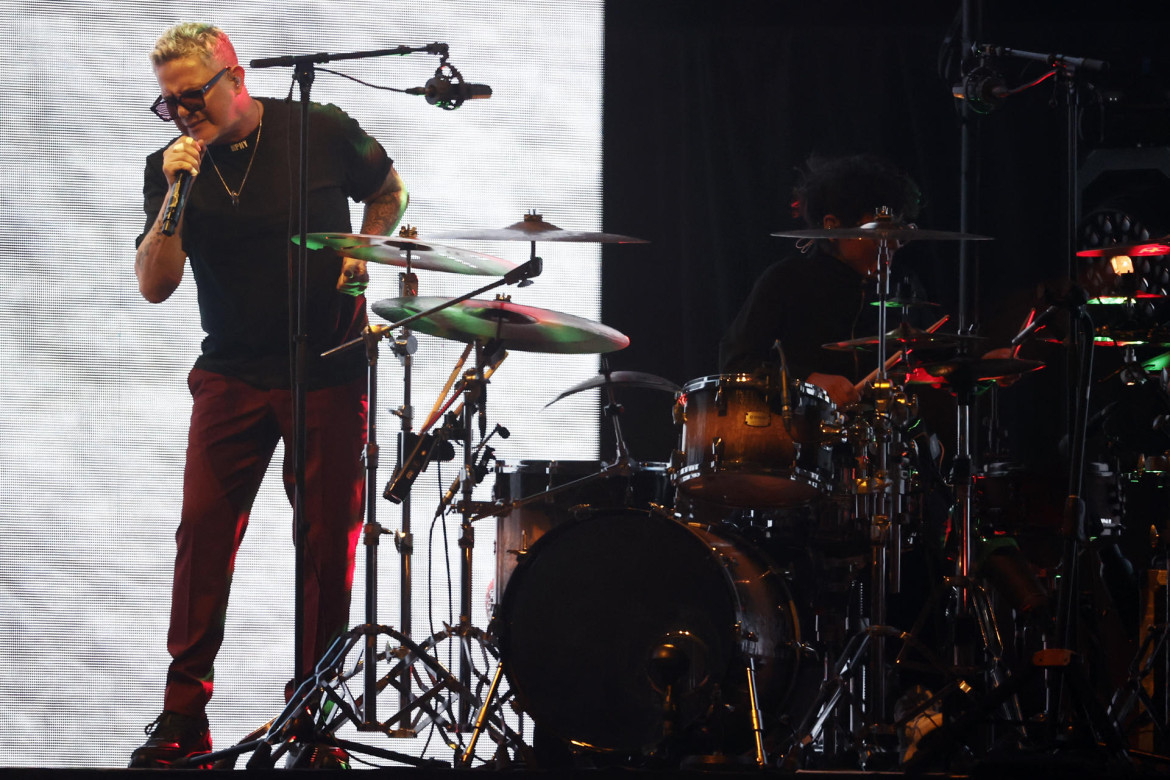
(720, 246), (923, 381)
(138, 98), (393, 389)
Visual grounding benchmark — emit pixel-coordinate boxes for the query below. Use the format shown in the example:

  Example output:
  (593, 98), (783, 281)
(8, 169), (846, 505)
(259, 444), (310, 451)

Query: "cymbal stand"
(389, 242), (420, 717)
(782, 220), (919, 767)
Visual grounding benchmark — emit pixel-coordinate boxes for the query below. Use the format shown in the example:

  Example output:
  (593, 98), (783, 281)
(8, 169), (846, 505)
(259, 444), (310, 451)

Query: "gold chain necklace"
(207, 112), (263, 208)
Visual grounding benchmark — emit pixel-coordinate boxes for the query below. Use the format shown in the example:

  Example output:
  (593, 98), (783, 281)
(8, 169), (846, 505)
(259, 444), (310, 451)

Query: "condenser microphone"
(161, 170), (196, 236)
(406, 74), (492, 109)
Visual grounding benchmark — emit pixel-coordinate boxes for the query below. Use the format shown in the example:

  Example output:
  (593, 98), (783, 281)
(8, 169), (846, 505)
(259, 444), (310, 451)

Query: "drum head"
(498, 510), (742, 754)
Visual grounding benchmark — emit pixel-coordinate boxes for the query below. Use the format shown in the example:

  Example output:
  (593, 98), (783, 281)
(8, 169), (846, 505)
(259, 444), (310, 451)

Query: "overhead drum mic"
(406, 63), (491, 110)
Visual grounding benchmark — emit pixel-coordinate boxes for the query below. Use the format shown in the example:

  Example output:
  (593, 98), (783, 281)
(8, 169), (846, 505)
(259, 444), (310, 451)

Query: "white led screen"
(0, 0), (603, 767)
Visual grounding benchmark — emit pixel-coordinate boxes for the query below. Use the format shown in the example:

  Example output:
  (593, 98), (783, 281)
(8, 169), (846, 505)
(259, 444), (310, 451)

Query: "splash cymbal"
(371, 296), (630, 354)
(546, 370), (681, 407)
(429, 212), (648, 244)
(295, 233), (517, 276)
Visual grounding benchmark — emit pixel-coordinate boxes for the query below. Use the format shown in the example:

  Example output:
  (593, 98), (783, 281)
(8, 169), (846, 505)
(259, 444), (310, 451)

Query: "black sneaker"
(128, 710), (212, 768)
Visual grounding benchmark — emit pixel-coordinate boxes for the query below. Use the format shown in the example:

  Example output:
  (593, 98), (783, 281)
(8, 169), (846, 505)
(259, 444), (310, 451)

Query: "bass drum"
(497, 509), (802, 756)
(492, 460), (673, 606)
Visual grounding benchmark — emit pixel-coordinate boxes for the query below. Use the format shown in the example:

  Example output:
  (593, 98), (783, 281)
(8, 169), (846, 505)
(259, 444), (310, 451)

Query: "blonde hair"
(150, 23), (239, 69)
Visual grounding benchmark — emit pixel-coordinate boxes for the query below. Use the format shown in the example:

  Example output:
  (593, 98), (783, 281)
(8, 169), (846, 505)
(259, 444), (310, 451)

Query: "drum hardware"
(778, 211), (1025, 769)
(181, 248), (548, 770)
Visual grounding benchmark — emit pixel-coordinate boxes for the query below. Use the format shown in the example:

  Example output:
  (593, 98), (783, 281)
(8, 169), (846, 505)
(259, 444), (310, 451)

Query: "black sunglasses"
(150, 67), (230, 121)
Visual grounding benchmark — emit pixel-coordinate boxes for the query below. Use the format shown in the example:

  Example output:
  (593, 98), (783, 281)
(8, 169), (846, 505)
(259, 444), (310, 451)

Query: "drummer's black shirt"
(138, 98), (392, 390)
(719, 245), (926, 381)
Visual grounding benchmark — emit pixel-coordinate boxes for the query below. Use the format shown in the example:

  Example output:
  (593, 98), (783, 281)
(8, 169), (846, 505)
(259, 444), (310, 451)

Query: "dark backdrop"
(600, 0), (1170, 464)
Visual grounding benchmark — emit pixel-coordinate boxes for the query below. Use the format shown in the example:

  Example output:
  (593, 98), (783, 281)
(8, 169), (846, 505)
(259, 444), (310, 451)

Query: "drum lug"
(711, 437), (724, 466)
(734, 621), (758, 643)
(714, 385), (727, 414)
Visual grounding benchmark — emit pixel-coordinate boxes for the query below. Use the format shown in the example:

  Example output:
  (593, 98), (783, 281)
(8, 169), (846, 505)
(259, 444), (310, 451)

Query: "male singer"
(130, 22), (407, 767)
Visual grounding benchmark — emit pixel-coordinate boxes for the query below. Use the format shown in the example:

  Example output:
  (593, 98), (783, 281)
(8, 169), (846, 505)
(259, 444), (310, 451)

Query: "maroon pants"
(164, 368), (367, 717)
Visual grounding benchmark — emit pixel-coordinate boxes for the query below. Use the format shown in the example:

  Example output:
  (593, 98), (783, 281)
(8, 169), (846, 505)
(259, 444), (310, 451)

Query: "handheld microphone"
(161, 170), (196, 236)
(406, 74), (492, 109)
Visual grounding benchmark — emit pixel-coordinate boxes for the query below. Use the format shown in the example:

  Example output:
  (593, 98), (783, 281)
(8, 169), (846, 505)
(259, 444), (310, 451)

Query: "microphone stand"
(249, 39), (452, 707)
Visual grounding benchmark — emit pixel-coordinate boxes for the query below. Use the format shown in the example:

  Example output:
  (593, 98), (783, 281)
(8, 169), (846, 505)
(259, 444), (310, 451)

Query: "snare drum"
(674, 373), (834, 507)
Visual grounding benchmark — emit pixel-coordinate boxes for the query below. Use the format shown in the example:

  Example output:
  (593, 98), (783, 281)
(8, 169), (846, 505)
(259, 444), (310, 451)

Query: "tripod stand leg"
(460, 658), (506, 767)
(744, 656), (768, 767)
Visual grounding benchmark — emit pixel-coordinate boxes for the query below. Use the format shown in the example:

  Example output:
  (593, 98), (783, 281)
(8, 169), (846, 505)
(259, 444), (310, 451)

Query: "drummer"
(719, 153), (926, 406)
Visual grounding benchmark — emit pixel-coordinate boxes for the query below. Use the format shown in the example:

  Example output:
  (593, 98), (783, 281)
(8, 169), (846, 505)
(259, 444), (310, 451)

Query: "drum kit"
(237, 213), (1168, 771)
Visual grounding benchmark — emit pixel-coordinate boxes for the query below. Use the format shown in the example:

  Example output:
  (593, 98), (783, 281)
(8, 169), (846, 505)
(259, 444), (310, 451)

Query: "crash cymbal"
(545, 370), (682, 407)
(908, 356), (1045, 384)
(429, 212), (648, 244)
(294, 233), (517, 276)
(772, 223), (992, 242)
(824, 322), (987, 352)
(1076, 235), (1170, 258)
(371, 295), (630, 354)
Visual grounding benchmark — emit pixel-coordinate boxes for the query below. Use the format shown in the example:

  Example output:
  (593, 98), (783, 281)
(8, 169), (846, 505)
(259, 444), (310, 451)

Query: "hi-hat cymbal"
(294, 233), (517, 276)
(909, 356), (1045, 383)
(1076, 235), (1170, 258)
(546, 370), (682, 407)
(429, 212), (648, 244)
(824, 322), (987, 352)
(772, 223), (992, 242)
(371, 296), (630, 354)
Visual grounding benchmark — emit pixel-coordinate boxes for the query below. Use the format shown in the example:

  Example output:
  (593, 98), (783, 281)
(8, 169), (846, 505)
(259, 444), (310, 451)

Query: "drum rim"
(495, 507), (789, 754)
(680, 373), (834, 406)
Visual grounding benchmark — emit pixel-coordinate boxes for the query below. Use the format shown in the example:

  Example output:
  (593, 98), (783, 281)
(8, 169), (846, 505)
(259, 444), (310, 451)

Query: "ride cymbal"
(371, 296), (630, 354)
(295, 233), (517, 276)
(429, 212), (648, 244)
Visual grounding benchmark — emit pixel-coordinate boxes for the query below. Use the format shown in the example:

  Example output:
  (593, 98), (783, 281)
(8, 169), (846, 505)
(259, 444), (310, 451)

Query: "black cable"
(315, 66), (415, 94)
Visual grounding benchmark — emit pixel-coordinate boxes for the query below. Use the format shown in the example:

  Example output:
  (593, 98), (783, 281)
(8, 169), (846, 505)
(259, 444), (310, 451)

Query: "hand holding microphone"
(161, 136), (205, 236)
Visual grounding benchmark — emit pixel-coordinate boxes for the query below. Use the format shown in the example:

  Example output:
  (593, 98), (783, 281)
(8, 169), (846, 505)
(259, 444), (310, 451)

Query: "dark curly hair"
(794, 153), (922, 229)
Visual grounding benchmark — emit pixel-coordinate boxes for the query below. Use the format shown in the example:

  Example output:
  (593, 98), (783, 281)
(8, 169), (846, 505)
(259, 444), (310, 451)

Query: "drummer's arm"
(806, 372), (861, 407)
(336, 164), (409, 295)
